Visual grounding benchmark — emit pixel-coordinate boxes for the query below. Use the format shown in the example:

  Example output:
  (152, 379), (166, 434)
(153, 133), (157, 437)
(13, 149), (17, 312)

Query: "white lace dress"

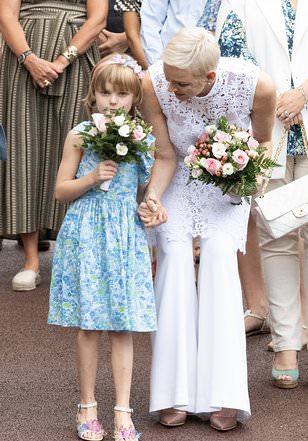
(150, 57), (259, 251)
(149, 58), (259, 422)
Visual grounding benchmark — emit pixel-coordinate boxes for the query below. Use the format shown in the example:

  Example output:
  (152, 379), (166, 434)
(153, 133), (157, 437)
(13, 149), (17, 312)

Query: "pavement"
(1, 239), (308, 441)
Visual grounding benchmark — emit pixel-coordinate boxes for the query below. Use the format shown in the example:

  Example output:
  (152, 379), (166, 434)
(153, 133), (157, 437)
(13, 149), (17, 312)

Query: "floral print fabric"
(197, 0), (222, 32)
(48, 122), (156, 331)
(218, 1), (305, 156)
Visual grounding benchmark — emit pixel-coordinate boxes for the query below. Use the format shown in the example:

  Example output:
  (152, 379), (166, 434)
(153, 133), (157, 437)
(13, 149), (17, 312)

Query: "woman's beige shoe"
(12, 270), (40, 291)
(210, 408), (237, 431)
(244, 309), (270, 337)
(159, 408), (187, 427)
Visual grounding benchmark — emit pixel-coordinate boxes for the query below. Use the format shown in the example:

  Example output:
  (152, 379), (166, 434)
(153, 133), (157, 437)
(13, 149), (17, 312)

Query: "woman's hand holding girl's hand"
(91, 160), (118, 186)
(23, 53), (59, 88)
(138, 195), (167, 227)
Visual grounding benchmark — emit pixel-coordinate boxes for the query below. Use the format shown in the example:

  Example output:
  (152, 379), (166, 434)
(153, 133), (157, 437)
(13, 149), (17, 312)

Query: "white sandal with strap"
(113, 406), (141, 441)
(244, 309), (270, 337)
(76, 401), (106, 441)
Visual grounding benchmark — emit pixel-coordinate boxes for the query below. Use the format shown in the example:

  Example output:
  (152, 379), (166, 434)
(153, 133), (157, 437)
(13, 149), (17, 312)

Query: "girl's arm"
(55, 131), (118, 203)
(52, 0), (108, 74)
(123, 12), (148, 70)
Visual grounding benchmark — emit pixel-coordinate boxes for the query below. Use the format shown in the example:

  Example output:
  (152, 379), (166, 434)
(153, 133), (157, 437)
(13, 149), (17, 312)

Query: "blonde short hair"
(161, 27), (220, 77)
(84, 53), (143, 115)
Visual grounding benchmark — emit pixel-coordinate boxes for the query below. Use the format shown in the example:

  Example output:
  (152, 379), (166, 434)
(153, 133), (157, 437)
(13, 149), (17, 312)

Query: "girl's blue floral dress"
(48, 122), (157, 332)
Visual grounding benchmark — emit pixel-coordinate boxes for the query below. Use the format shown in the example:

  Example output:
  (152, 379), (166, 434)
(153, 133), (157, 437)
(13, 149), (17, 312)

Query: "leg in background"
(238, 213), (269, 335)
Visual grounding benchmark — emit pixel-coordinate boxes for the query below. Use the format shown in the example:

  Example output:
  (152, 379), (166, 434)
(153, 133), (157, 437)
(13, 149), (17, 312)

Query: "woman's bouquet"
(80, 109), (153, 190)
(184, 116), (278, 202)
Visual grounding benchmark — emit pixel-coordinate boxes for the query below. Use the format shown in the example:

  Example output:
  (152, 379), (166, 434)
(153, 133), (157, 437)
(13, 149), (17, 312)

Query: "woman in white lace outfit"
(139, 27), (276, 431)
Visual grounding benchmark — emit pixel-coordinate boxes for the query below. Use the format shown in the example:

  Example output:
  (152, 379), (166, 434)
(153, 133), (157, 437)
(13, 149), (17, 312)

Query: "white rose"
(222, 163), (234, 175)
(116, 143), (128, 156)
(191, 168), (203, 178)
(200, 157), (207, 167)
(212, 142), (227, 159)
(184, 155), (192, 166)
(88, 127), (98, 136)
(114, 115), (126, 126)
(118, 124), (130, 137)
(204, 124), (216, 134)
(187, 144), (196, 154)
(233, 131), (250, 142)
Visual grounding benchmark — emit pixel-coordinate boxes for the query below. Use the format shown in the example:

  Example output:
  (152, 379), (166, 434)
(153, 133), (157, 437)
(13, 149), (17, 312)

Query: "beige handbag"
(255, 124), (308, 239)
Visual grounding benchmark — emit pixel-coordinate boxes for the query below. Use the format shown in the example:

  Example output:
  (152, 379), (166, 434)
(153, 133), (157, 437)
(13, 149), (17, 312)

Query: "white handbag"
(255, 124), (308, 239)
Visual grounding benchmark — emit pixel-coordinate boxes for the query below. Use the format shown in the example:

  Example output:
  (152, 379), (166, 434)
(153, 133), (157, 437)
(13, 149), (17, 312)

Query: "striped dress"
(0, 0), (100, 235)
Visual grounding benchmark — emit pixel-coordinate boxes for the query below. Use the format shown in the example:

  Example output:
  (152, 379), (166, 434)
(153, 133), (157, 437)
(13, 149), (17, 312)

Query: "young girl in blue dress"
(48, 54), (157, 441)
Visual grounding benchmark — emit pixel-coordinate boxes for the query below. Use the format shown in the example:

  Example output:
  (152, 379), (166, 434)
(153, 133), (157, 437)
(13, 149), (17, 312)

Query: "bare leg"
(77, 329), (102, 440)
(238, 213), (268, 333)
(20, 231), (39, 271)
(108, 331), (134, 431)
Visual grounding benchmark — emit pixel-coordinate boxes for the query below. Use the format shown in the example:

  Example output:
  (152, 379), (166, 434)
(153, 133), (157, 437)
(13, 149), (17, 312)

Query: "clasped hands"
(276, 88), (305, 129)
(138, 192), (167, 228)
(23, 53), (69, 89)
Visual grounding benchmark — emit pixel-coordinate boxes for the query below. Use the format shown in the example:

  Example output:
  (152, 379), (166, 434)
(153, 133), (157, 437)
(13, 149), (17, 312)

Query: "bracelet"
(17, 49), (33, 65)
(297, 86), (308, 110)
(61, 45), (78, 64)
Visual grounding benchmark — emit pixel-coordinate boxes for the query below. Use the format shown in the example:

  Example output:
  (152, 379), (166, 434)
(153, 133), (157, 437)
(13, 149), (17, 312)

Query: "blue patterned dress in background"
(48, 122), (157, 332)
(217, 0), (305, 156)
(197, 0), (221, 32)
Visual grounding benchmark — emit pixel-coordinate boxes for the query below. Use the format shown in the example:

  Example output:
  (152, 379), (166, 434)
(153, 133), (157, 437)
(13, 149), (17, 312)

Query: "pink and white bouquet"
(184, 116), (278, 201)
(80, 108), (153, 190)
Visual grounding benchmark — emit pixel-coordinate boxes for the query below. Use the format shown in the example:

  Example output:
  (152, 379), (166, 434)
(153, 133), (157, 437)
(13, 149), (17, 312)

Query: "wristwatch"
(61, 45), (78, 63)
(17, 49), (33, 65)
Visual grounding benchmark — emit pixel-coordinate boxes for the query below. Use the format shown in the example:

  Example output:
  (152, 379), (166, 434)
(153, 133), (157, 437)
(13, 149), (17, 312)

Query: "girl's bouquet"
(184, 116), (278, 203)
(80, 109), (153, 190)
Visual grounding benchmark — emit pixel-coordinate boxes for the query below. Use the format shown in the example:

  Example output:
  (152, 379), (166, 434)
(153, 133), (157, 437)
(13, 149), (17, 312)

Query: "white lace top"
(149, 58), (259, 251)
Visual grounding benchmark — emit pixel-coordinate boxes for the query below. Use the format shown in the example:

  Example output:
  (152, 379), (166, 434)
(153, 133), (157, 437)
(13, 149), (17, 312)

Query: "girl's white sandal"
(76, 401), (106, 441)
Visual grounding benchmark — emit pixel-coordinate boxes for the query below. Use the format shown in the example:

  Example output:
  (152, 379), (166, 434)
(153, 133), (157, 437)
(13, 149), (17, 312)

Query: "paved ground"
(1, 239), (308, 441)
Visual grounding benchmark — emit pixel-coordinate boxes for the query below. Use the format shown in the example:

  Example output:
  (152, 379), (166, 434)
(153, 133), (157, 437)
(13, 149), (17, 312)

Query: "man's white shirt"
(140, 0), (207, 65)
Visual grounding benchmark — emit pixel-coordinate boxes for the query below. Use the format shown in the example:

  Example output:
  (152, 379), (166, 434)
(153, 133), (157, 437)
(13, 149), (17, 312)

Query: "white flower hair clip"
(105, 54), (145, 80)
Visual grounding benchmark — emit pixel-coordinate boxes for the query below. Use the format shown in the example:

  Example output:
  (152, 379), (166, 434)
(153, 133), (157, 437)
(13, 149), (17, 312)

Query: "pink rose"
(203, 158), (222, 175)
(132, 125), (146, 141)
(214, 130), (232, 143)
(198, 132), (210, 143)
(232, 149), (249, 170)
(247, 137), (259, 149)
(92, 113), (107, 132)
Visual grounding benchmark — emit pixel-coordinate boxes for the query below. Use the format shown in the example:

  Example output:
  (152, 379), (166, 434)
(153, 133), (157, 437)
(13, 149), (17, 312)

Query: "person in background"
(0, 0), (107, 291)
(215, 0), (308, 389)
(114, 0), (147, 70)
(98, 0), (128, 57)
(140, 0), (208, 66)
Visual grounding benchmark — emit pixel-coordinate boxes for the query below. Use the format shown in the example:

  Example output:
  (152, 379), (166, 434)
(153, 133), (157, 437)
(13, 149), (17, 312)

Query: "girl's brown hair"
(84, 54), (143, 116)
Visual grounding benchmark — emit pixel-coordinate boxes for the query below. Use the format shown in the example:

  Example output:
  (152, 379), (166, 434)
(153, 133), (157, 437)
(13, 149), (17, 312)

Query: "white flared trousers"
(150, 230), (251, 422)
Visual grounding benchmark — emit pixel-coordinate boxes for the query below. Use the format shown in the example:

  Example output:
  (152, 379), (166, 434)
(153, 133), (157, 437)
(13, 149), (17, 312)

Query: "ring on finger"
(43, 79), (51, 87)
(283, 110), (289, 118)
